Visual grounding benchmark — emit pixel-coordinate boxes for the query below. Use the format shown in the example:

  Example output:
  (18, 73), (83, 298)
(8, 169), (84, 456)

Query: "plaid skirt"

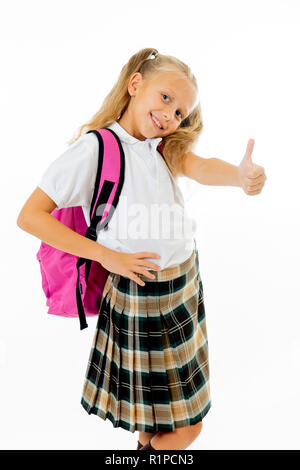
(80, 246), (211, 433)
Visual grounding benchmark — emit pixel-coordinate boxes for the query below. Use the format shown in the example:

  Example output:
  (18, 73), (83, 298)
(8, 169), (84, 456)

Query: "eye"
(161, 94), (183, 120)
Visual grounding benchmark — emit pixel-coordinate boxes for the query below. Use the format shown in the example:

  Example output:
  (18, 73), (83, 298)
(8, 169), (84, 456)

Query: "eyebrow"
(164, 88), (189, 118)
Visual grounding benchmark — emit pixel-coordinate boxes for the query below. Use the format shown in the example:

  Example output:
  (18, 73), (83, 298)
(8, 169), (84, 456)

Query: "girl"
(17, 48), (266, 451)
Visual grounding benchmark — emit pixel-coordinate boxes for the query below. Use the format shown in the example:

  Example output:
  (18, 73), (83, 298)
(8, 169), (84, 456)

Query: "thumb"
(242, 138), (255, 166)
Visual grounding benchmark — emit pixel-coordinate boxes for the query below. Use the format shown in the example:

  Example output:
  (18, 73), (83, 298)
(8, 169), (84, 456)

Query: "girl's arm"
(17, 187), (161, 287)
(181, 152), (241, 187)
(181, 139), (267, 195)
(17, 187), (107, 263)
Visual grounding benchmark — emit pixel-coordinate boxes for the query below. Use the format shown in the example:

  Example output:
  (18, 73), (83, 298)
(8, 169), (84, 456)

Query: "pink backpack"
(36, 128), (126, 330)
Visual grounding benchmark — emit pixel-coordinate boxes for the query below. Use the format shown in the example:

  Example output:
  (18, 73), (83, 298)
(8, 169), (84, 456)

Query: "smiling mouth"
(150, 113), (163, 130)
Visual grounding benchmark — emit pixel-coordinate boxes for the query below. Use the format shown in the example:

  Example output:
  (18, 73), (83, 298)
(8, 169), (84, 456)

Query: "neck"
(118, 108), (146, 141)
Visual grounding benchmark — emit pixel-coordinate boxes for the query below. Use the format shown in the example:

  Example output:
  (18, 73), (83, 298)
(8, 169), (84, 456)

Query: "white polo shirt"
(38, 121), (196, 269)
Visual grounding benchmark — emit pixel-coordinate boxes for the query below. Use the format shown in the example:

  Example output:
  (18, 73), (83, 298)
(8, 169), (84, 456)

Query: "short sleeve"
(38, 133), (99, 209)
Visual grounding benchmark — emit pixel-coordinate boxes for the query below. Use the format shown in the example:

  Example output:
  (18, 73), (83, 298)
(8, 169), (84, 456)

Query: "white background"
(1, 0), (300, 450)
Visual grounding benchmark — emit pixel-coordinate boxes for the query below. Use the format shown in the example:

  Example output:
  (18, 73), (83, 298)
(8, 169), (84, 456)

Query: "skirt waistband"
(139, 247), (197, 282)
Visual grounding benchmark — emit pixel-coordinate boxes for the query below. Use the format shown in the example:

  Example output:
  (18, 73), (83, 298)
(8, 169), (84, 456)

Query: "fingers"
(243, 139), (255, 164)
(247, 182), (264, 191)
(129, 262), (160, 287)
(131, 273), (146, 287)
(246, 189), (262, 195)
(133, 266), (156, 280)
(129, 269), (154, 287)
(243, 178), (266, 194)
(245, 177), (266, 190)
(247, 166), (265, 178)
(135, 260), (161, 271)
(125, 252), (162, 287)
(246, 173), (266, 185)
(246, 138), (255, 152)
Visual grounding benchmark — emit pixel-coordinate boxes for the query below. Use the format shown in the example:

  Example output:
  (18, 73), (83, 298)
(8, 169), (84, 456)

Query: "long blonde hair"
(68, 48), (203, 179)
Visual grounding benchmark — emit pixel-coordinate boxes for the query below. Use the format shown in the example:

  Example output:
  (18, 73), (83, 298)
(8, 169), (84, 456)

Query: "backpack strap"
(75, 128), (125, 330)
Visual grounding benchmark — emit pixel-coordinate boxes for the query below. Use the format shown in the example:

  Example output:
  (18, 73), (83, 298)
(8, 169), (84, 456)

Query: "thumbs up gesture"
(237, 139), (267, 195)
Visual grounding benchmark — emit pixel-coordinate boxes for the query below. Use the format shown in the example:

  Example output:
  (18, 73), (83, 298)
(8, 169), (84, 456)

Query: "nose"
(162, 103), (177, 122)
(162, 109), (171, 121)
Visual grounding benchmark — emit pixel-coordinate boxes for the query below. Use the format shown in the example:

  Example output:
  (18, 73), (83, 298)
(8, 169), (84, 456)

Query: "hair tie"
(147, 51), (158, 60)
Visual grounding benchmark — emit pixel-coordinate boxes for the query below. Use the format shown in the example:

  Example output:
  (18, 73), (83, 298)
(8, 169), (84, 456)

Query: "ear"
(128, 72), (144, 96)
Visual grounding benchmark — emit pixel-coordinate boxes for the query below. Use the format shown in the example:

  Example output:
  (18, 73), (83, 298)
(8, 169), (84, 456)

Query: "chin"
(139, 127), (154, 140)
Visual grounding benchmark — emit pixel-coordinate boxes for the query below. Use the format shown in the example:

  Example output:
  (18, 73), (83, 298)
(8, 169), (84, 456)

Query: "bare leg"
(138, 431), (159, 447)
(149, 421), (203, 450)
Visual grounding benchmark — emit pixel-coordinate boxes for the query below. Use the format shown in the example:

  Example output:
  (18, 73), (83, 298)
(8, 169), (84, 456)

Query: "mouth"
(150, 113), (163, 130)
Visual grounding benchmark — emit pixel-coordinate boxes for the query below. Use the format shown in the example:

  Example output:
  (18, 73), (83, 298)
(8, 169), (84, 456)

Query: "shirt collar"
(108, 120), (163, 152)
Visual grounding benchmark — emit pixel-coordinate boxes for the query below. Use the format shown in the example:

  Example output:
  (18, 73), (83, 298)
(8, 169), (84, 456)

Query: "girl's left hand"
(237, 139), (267, 195)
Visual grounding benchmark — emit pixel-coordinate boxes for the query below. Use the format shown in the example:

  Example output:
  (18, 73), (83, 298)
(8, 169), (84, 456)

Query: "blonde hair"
(68, 47), (203, 179)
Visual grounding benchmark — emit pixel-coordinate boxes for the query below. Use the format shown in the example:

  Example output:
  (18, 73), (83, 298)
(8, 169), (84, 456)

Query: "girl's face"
(119, 69), (197, 141)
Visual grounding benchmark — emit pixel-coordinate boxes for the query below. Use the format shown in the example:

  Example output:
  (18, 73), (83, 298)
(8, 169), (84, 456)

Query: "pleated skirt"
(80, 246), (211, 433)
